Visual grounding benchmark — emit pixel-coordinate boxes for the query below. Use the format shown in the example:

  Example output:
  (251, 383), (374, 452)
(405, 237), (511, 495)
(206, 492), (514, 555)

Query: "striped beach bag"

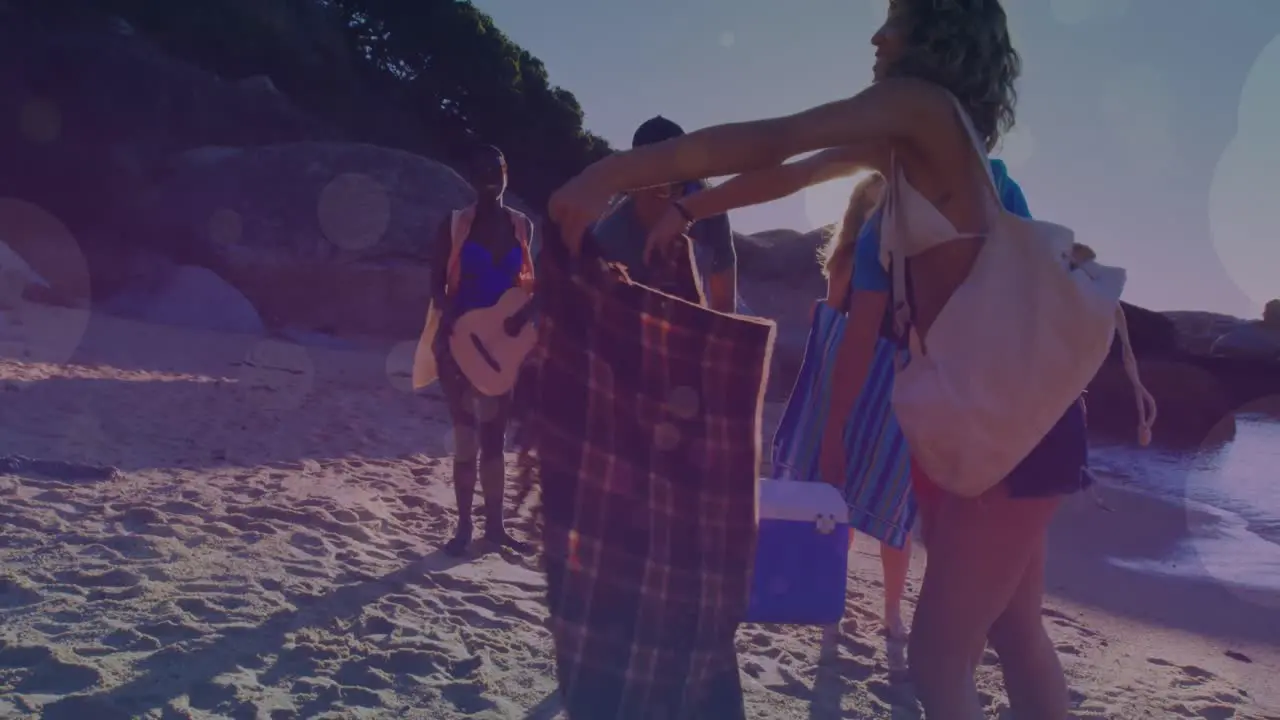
(770, 287), (916, 549)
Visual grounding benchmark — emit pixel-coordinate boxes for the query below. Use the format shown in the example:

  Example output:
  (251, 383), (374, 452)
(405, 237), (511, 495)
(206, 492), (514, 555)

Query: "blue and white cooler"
(746, 478), (849, 625)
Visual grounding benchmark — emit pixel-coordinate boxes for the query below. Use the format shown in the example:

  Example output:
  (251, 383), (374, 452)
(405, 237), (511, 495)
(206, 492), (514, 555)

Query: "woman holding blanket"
(549, 1), (1086, 717)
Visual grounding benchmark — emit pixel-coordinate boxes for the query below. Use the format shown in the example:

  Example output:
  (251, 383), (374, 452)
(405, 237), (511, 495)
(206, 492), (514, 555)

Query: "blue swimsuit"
(449, 241), (524, 319)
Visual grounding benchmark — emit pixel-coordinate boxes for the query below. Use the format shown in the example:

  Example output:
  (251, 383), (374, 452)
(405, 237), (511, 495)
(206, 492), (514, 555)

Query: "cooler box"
(745, 478), (849, 625)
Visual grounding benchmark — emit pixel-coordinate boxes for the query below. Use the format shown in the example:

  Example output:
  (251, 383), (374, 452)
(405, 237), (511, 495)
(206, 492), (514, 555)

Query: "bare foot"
(882, 612), (908, 640)
(483, 530), (532, 555)
(444, 523), (473, 557)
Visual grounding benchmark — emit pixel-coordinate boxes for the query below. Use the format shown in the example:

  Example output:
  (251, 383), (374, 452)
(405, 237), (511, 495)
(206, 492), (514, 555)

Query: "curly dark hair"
(884, 0), (1021, 151)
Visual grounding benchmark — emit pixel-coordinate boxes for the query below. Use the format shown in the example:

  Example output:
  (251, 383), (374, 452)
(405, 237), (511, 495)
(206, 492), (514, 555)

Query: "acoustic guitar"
(449, 286), (539, 396)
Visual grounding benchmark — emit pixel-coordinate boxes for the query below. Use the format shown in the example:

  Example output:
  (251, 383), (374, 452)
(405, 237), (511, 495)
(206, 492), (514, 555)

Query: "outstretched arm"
(644, 145), (882, 270)
(677, 145), (882, 223)
(584, 78), (943, 194)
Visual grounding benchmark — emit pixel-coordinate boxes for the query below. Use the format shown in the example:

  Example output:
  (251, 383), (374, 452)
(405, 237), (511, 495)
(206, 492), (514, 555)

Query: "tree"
(331, 0), (611, 206)
(24, 0), (611, 209)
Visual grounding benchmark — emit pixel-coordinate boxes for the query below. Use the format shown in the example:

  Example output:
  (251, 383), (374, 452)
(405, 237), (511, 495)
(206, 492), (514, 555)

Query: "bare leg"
(477, 392), (530, 553)
(880, 536), (912, 638)
(847, 533), (912, 637)
(907, 488), (1061, 720)
(443, 377), (480, 557)
(986, 535), (1069, 719)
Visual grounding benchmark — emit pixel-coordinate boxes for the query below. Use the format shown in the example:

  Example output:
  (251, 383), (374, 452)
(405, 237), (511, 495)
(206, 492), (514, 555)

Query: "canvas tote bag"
(881, 92), (1157, 497)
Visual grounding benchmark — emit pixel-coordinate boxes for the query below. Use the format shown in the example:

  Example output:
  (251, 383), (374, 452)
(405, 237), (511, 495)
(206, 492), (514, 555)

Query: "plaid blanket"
(527, 231), (775, 719)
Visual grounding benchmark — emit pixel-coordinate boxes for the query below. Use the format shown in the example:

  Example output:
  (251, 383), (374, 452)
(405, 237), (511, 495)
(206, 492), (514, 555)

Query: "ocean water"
(1090, 413), (1280, 601)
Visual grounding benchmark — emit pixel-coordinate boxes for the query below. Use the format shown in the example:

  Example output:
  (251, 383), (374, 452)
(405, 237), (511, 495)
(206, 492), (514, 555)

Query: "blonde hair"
(820, 173), (885, 278)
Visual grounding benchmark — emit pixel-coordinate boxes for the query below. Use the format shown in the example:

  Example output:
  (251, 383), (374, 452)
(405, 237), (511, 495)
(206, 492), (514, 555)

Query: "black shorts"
(1004, 398), (1090, 498)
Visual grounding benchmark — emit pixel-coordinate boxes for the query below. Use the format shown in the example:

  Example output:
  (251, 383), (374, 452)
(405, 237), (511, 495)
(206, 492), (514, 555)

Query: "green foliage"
(25, 0), (611, 209)
(333, 0), (612, 206)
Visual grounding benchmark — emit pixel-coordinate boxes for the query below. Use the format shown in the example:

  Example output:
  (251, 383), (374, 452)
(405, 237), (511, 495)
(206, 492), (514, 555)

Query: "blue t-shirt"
(592, 181), (736, 287)
(852, 159), (1029, 292)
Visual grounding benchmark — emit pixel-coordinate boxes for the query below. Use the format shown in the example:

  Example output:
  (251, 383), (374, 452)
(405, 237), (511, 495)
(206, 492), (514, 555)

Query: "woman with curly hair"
(550, 1), (1082, 716)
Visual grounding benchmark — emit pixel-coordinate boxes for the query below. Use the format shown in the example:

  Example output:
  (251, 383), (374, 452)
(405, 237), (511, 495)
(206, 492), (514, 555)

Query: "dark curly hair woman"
(549, 1), (1081, 717)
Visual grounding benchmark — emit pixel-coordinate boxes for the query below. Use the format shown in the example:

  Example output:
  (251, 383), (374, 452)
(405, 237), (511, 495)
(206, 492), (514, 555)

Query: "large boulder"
(0, 197), (92, 308)
(1086, 358), (1236, 447)
(103, 263), (264, 335)
(734, 228), (830, 400)
(0, 12), (336, 302)
(735, 227), (829, 284)
(132, 142), (535, 339)
(1114, 301), (1178, 359)
(1210, 323), (1280, 361)
(1162, 310), (1248, 355)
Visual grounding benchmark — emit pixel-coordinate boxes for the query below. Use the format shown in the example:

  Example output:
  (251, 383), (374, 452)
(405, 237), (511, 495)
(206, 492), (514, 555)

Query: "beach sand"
(1, 305), (1278, 719)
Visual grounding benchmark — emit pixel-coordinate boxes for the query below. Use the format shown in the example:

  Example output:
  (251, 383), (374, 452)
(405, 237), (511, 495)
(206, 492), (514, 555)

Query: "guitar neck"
(502, 289), (542, 336)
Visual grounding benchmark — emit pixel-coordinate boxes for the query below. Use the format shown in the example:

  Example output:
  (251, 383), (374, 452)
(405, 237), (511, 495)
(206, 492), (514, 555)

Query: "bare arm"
(679, 145), (882, 222)
(822, 289), (888, 460)
(585, 78), (944, 193)
(696, 213), (737, 313)
(824, 255), (854, 308)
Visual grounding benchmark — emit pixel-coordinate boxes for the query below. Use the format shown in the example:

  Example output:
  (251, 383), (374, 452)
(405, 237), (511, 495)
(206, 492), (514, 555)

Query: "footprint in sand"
(383, 593), (426, 613)
(97, 630), (161, 657)
(0, 575), (44, 608)
(289, 531), (332, 558)
(157, 499), (210, 519)
(1190, 704), (1238, 720)
(281, 562), (332, 581)
(82, 533), (165, 561)
(442, 681), (498, 714)
(0, 643), (102, 694)
(864, 676), (918, 712)
(53, 567), (143, 590)
(188, 678), (258, 716)
(175, 597), (234, 625)
(110, 506), (181, 538)
(331, 662), (396, 692)
(135, 618), (205, 646)
(1148, 657), (1218, 679)
(215, 513), (278, 536)
(355, 613), (398, 638)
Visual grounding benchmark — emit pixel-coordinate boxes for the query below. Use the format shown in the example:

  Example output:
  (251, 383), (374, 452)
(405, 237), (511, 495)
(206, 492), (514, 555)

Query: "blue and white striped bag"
(770, 298), (916, 549)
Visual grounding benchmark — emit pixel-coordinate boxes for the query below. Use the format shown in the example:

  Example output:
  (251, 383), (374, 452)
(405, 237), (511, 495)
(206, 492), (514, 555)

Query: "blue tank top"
(450, 241), (523, 318)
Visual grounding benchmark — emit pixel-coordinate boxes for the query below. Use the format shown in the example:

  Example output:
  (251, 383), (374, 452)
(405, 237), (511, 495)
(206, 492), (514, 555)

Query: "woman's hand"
(819, 417), (846, 489)
(548, 163), (619, 256)
(643, 205), (693, 265)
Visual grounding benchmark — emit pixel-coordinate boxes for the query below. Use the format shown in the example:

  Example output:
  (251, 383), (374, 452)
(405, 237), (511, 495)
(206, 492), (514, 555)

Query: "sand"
(1, 304), (1278, 719)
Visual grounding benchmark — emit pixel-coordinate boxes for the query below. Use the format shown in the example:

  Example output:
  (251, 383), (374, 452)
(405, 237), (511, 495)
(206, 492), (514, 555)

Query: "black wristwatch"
(672, 198), (696, 225)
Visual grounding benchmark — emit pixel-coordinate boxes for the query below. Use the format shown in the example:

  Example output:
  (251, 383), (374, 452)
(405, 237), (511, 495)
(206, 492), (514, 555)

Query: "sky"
(471, 0), (1279, 318)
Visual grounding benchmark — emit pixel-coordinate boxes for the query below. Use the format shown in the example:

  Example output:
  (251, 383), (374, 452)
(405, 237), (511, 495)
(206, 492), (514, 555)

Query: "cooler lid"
(758, 478), (849, 524)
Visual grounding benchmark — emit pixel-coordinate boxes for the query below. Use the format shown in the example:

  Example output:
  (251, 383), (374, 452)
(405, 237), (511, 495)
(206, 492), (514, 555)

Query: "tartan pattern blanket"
(527, 232), (776, 719)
